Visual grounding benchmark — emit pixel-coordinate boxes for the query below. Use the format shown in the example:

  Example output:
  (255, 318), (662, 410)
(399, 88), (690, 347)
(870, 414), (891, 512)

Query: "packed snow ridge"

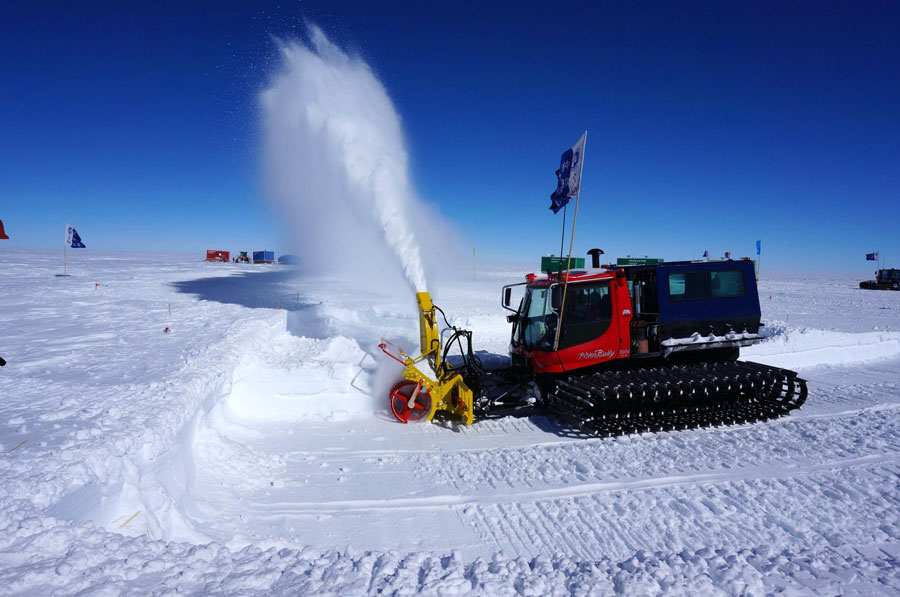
(2, 249), (900, 595)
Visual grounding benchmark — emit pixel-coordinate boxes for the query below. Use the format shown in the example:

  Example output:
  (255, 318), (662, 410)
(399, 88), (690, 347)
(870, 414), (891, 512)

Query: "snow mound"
(225, 336), (375, 424)
(745, 324), (900, 370)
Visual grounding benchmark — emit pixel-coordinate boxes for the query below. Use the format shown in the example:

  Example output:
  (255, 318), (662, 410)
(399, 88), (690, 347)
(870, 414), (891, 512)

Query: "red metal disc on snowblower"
(389, 380), (432, 423)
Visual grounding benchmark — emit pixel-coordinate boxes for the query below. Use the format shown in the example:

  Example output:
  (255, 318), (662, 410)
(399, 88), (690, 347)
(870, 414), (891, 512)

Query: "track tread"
(546, 361), (808, 437)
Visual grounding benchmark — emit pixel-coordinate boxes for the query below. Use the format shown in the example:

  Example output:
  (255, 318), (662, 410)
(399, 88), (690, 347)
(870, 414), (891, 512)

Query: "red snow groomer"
(381, 253), (807, 436)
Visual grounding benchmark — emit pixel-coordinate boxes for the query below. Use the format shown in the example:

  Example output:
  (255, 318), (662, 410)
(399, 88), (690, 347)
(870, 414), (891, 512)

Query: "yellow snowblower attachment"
(379, 292), (474, 425)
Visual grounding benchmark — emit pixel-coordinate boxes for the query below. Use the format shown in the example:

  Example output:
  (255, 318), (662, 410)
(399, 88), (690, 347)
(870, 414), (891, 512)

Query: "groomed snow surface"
(2, 250), (900, 595)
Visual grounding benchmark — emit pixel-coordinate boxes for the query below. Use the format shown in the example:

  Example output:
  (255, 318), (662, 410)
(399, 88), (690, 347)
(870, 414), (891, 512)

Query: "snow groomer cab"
(504, 258), (763, 374)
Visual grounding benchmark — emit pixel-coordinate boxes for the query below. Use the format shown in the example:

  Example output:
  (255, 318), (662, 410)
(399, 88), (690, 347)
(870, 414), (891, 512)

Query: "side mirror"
(503, 287), (512, 307)
(551, 286), (563, 311)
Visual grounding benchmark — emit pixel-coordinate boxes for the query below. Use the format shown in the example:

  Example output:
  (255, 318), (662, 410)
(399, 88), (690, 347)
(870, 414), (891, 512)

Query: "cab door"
(555, 281), (622, 370)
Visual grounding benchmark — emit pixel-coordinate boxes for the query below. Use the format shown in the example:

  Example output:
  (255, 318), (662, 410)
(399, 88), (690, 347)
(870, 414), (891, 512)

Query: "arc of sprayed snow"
(263, 26), (430, 294)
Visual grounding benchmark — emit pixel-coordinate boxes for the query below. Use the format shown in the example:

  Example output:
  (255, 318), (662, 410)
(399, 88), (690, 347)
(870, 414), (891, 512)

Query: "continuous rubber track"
(546, 360), (808, 436)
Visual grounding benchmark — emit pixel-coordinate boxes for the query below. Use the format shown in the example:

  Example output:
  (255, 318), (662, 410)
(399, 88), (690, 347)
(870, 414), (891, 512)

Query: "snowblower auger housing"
(379, 292), (474, 425)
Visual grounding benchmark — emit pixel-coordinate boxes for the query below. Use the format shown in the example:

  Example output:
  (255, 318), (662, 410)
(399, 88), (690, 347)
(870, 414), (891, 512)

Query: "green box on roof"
(541, 256), (585, 272)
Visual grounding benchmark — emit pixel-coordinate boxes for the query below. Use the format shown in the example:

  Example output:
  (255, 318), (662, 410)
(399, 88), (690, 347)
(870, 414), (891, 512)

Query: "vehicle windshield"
(519, 286), (558, 350)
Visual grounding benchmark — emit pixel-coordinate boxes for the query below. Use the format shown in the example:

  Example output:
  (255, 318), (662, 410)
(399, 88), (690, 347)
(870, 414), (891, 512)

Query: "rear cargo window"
(709, 270), (745, 298)
(668, 272), (707, 301)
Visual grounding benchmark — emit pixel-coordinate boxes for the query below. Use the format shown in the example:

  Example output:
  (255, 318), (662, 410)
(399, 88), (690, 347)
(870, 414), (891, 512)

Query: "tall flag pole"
(558, 204), (567, 275)
(549, 131), (587, 351)
(64, 223), (86, 277)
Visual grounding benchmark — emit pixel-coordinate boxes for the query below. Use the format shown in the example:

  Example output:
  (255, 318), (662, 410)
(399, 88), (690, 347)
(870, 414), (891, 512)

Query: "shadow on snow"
(170, 269), (314, 312)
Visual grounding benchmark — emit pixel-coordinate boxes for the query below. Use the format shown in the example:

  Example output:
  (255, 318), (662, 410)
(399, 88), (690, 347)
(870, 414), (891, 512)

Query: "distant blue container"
(278, 254), (300, 265)
(252, 250), (275, 263)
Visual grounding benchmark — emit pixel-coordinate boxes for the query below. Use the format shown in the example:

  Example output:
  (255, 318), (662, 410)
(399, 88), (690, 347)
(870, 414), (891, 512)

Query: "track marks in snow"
(429, 405), (900, 494)
(800, 373), (900, 418)
(245, 453), (894, 513)
(200, 398), (900, 560)
(458, 460), (900, 561)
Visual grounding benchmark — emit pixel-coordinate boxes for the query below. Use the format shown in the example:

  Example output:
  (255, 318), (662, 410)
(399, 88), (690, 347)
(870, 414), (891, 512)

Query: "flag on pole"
(756, 240), (761, 255)
(549, 132), (587, 214)
(65, 223), (86, 248)
(866, 252), (879, 261)
(0, 218), (8, 239)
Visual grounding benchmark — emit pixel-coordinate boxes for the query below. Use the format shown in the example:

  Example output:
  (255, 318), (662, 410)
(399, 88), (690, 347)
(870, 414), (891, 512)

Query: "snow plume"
(261, 26), (430, 294)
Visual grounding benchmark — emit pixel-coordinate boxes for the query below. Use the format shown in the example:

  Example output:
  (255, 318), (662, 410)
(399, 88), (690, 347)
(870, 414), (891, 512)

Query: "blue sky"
(1, 1), (898, 272)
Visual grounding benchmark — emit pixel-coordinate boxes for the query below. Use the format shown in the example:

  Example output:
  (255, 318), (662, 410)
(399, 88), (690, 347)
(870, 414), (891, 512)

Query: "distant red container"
(206, 250), (230, 262)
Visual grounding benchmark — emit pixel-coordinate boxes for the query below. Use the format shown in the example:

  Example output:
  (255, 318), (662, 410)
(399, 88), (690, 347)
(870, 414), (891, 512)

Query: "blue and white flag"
(866, 251), (878, 261)
(756, 240), (761, 255)
(549, 131), (587, 214)
(65, 223), (86, 248)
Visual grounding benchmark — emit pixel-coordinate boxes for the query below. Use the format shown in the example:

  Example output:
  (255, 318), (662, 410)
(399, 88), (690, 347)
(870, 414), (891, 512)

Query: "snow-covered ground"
(2, 248), (900, 595)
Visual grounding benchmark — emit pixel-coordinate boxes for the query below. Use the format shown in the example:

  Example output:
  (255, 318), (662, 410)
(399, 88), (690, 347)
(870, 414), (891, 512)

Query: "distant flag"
(0, 218), (8, 240)
(549, 132), (587, 214)
(755, 241), (762, 282)
(724, 251), (731, 259)
(866, 252), (879, 261)
(65, 223), (86, 248)
(703, 250), (708, 258)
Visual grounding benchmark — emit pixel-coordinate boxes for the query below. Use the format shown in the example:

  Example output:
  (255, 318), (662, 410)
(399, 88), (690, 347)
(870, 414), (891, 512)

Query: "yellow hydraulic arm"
(379, 292), (475, 425)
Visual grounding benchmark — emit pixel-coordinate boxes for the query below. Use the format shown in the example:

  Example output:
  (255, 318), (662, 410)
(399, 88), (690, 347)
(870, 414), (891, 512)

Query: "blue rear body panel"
(656, 260), (760, 327)
(625, 259), (761, 340)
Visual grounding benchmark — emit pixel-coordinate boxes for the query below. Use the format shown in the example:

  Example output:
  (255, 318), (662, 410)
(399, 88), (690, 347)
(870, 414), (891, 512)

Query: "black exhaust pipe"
(587, 248), (604, 269)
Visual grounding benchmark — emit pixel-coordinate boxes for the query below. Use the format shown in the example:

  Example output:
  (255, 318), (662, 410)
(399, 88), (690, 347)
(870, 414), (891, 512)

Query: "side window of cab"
(560, 282), (612, 348)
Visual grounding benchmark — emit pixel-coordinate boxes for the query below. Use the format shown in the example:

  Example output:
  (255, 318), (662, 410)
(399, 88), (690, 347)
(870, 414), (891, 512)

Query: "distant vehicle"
(278, 254), (300, 265)
(860, 269), (900, 291)
(253, 250), (275, 264)
(236, 251), (251, 264)
(205, 250), (229, 262)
